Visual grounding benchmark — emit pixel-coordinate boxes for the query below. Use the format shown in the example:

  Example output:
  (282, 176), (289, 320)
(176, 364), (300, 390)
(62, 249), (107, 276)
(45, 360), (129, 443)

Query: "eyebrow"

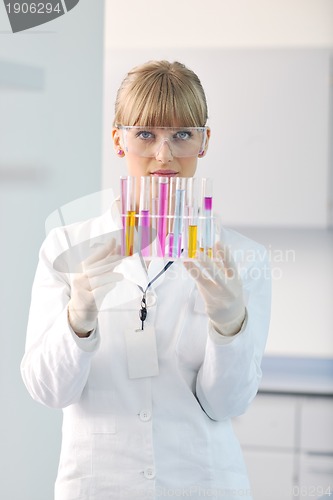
(123, 126), (204, 130)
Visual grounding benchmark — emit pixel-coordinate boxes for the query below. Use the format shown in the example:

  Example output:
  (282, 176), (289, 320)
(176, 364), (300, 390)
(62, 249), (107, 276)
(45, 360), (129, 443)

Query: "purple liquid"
(157, 180), (169, 257)
(140, 209), (150, 257)
(204, 196), (212, 211)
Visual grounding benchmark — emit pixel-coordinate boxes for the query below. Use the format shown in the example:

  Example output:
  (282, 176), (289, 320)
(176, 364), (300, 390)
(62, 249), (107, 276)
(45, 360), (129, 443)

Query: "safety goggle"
(117, 126), (207, 158)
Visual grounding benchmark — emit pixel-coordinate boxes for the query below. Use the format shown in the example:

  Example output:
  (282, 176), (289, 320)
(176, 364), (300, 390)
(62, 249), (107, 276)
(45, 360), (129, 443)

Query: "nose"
(155, 139), (173, 163)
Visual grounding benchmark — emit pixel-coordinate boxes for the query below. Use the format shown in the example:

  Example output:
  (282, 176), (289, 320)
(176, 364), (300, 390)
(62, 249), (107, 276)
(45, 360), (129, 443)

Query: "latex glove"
(68, 238), (123, 337)
(183, 243), (246, 336)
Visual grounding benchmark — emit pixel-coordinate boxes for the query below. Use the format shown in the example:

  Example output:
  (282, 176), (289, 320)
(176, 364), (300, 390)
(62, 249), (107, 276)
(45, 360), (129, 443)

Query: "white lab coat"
(21, 203), (271, 500)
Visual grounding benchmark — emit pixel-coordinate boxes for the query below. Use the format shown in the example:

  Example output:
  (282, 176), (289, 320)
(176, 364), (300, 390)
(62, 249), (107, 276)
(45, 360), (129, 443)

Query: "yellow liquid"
(188, 225), (198, 259)
(126, 211), (136, 256)
(199, 246), (213, 259)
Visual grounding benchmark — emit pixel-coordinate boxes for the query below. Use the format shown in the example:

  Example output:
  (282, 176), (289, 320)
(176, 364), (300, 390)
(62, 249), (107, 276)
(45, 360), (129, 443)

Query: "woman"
(21, 60), (271, 500)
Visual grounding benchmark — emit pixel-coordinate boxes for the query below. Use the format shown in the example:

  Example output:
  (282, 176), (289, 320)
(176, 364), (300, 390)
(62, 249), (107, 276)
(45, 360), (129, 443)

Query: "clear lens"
(119, 126), (206, 158)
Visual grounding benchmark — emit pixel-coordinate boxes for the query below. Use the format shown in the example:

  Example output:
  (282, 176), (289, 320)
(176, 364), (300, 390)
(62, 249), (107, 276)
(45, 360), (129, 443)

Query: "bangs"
(115, 64), (207, 128)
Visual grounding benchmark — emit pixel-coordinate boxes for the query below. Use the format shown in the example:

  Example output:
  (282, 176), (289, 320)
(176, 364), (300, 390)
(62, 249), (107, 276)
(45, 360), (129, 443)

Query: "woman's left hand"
(183, 242), (246, 336)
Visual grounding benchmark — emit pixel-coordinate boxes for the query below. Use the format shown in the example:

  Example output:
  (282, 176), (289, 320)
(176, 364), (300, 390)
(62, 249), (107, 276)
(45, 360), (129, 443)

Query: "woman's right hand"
(68, 238), (123, 337)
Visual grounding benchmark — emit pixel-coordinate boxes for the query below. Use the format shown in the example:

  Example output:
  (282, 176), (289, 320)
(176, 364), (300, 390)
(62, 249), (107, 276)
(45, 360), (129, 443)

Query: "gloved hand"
(183, 242), (246, 336)
(68, 239), (123, 337)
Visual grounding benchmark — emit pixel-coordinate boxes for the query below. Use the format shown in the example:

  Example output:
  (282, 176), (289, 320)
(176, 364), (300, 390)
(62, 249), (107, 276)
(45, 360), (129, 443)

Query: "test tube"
(139, 176), (151, 257)
(200, 177), (213, 259)
(186, 177), (198, 259)
(149, 176), (158, 256)
(157, 177), (169, 257)
(167, 177), (177, 257)
(126, 176), (136, 256)
(172, 177), (186, 258)
(120, 176), (127, 256)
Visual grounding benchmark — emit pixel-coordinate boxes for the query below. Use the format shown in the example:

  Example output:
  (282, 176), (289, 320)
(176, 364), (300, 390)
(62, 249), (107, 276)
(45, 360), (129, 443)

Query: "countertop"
(259, 355), (333, 396)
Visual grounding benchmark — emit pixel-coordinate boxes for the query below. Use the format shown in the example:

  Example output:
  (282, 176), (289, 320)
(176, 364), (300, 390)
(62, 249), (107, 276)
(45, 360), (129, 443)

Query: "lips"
(151, 170), (179, 176)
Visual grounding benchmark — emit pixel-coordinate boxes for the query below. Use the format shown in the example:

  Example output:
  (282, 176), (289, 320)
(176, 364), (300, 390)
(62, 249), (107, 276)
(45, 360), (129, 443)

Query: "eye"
(136, 130), (155, 140)
(174, 130), (193, 141)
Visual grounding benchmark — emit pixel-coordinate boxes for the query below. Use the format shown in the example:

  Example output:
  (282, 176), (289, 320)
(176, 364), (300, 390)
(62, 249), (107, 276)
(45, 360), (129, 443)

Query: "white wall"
(105, 0), (333, 49)
(0, 2), (104, 499)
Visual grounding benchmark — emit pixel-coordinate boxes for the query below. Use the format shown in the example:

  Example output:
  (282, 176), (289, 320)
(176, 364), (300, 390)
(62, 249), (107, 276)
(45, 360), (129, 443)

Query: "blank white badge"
(124, 325), (159, 379)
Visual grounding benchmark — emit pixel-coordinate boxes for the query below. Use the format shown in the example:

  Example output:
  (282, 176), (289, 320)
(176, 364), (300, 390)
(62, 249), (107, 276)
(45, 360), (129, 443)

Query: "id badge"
(124, 325), (159, 379)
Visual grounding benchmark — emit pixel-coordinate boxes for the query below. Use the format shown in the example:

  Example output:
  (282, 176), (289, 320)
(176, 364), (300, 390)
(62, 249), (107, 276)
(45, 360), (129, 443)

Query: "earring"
(117, 149), (124, 156)
(198, 150), (205, 157)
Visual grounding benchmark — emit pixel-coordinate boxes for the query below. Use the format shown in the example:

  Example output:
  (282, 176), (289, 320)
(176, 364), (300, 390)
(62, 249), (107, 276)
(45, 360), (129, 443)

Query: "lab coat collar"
(115, 253), (174, 292)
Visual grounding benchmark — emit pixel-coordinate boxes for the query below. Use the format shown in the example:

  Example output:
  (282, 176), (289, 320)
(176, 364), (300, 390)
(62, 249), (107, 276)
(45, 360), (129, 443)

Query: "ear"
(198, 127), (211, 158)
(112, 127), (125, 157)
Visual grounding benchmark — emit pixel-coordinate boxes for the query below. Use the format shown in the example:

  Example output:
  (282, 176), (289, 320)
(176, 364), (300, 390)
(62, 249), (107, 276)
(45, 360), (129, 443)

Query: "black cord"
(138, 260), (174, 330)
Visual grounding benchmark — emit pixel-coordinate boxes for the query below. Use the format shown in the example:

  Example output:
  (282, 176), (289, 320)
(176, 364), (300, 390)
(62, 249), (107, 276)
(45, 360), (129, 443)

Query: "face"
(112, 125), (210, 179)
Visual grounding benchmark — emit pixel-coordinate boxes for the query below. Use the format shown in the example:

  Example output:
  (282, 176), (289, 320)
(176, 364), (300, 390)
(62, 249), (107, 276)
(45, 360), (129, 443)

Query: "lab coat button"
(144, 466), (155, 479)
(145, 292), (156, 307)
(139, 409), (152, 422)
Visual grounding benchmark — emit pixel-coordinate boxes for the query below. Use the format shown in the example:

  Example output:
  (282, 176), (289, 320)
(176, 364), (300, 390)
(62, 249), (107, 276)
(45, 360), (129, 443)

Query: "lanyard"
(137, 260), (174, 330)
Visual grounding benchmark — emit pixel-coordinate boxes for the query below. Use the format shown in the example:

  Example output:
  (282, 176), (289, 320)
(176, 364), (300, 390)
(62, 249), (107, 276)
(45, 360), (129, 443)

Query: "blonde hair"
(113, 60), (208, 128)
